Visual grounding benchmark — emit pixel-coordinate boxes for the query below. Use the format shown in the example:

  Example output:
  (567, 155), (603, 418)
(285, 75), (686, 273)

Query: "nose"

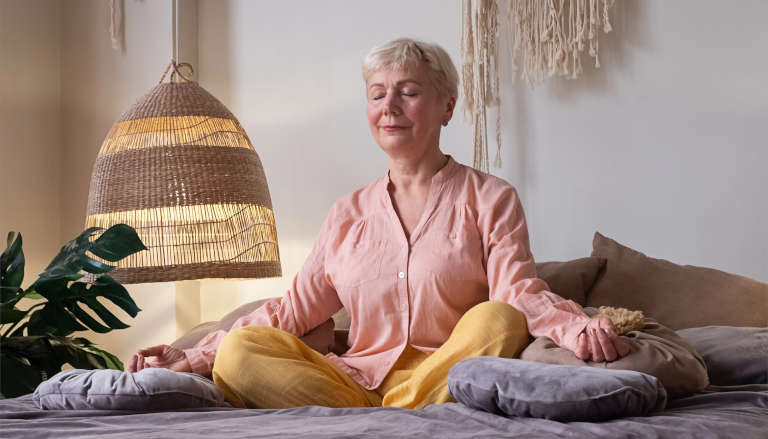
(382, 93), (400, 116)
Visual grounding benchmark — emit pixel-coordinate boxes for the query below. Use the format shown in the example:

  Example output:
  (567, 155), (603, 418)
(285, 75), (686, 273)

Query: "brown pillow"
(520, 307), (709, 398)
(587, 232), (768, 330)
(171, 298), (336, 355)
(536, 257), (606, 305)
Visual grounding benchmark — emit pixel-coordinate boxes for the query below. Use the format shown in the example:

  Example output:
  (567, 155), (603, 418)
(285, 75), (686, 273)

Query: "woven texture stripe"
(87, 203), (279, 273)
(85, 80), (281, 283)
(87, 146), (272, 214)
(119, 83), (235, 121)
(105, 262), (282, 284)
(100, 116), (252, 155)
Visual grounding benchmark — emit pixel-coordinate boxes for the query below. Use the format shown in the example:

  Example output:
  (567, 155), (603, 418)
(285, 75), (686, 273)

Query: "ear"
(443, 96), (457, 124)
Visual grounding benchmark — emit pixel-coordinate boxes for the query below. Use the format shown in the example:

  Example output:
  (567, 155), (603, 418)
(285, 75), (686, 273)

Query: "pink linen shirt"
(184, 156), (591, 390)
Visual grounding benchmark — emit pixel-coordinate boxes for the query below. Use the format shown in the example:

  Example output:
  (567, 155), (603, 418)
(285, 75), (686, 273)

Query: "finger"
(574, 333), (590, 360)
(589, 328), (605, 362)
(615, 336), (632, 357)
(597, 328), (618, 361)
(138, 345), (166, 358)
(128, 354), (137, 373)
(595, 317), (613, 331)
(138, 355), (147, 371)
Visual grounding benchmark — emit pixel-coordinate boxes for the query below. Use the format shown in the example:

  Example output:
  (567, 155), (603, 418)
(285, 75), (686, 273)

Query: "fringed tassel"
(461, 0), (615, 172)
(510, 0), (615, 87)
(461, 0), (500, 173)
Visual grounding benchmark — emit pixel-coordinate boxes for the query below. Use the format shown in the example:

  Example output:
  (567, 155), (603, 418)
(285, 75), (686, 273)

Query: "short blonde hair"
(362, 38), (459, 99)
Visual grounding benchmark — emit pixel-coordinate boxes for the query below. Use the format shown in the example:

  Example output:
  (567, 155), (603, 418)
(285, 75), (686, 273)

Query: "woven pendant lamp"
(85, 62), (281, 283)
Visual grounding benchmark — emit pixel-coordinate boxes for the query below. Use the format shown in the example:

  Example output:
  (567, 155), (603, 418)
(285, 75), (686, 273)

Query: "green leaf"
(1, 232), (24, 289)
(34, 225), (146, 286)
(81, 297), (130, 330)
(26, 305), (87, 337)
(0, 285), (23, 303)
(90, 224), (147, 262)
(47, 336), (106, 370)
(32, 277), (70, 301)
(86, 276), (141, 318)
(1, 336), (65, 379)
(23, 289), (43, 300)
(0, 302), (27, 324)
(80, 257), (116, 274)
(72, 339), (123, 370)
(65, 302), (112, 333)
(0, 351), (45, 398)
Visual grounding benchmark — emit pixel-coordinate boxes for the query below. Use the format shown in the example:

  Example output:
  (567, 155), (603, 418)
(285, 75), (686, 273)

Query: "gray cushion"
(677, 326), (768, 385)
(33, 368), (230, 410)
(448, 357), (667, 422)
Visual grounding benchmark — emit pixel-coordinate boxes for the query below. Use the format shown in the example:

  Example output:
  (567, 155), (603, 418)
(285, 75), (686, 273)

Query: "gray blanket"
(2, 385), (767, 438)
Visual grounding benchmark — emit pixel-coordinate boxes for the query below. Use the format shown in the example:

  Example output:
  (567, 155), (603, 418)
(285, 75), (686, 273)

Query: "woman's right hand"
(128, 344), (192, 373)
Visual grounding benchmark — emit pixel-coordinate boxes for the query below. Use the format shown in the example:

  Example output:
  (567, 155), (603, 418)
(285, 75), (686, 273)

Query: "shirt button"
(398, 271), (405, 279)
(400, 303), (407, 311)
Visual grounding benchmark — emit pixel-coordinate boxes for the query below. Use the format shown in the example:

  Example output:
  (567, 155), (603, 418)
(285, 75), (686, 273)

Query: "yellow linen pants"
(212, 301), (529, 409)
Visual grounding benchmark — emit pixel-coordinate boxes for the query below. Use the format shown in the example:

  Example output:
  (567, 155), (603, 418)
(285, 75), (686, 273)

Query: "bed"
(2, 232), (766, 438)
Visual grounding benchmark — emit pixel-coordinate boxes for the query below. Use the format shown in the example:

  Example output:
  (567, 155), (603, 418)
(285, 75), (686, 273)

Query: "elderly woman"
(129, 38), (630, 409)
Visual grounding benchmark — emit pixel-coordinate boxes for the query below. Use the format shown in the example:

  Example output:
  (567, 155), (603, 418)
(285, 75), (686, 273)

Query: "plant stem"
(1, 302), (44, 337)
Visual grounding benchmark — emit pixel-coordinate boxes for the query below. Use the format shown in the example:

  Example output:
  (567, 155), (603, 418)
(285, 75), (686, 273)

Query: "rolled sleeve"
(482, 185), (590, 350)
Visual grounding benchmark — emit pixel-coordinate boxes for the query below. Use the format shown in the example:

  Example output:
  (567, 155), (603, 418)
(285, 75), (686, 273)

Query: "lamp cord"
(163, 0), (192, 83)
(159, 61), (194, 84)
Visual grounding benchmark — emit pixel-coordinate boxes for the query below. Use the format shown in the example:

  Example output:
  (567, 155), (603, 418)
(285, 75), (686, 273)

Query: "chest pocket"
(332, 240), (387, 288)
(422, 207), (485, 281)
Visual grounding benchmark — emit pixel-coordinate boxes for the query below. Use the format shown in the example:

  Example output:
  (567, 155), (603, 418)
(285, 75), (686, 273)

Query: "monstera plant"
(0, 224), (147, 398)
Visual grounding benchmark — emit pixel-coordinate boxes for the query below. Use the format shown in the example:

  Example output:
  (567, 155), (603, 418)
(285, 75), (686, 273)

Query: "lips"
(381, 125), (408, 131)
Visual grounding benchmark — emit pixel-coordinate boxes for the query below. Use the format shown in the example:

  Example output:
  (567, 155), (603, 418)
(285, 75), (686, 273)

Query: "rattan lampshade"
(85, 68), (281, 283)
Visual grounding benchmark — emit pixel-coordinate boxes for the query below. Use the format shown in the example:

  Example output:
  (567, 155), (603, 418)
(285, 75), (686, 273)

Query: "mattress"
(2, 384), (766, 438)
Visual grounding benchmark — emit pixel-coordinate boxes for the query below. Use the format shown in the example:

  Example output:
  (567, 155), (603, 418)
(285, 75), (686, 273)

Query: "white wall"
(0, 0), (62, 277)
(504, 0), (768, 282)
(198, 0), (768, 288)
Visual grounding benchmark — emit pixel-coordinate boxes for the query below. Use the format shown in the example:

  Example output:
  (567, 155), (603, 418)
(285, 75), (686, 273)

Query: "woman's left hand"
(571, 317), (631, 362)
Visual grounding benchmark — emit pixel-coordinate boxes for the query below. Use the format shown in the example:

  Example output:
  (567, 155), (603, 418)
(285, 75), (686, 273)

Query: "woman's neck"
(387, 149), (448, 192)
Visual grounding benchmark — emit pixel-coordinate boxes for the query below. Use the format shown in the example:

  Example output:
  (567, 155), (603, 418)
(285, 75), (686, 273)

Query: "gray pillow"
(677, 326), (768, 385)
(33, 368), (230, 410)
(448, 357), (667, 422)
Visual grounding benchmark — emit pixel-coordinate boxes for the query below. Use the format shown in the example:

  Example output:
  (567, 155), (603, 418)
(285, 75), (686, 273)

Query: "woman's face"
(365, 63), (454, 160)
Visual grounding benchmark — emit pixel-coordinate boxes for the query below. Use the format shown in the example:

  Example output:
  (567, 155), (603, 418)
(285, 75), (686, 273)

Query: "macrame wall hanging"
(461, 0), (616, 172)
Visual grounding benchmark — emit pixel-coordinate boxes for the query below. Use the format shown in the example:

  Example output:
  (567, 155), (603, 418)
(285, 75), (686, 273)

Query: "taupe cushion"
(536, 257), (606, 306)
(520, 307), (709, 398)
(587, 232), (768, 330)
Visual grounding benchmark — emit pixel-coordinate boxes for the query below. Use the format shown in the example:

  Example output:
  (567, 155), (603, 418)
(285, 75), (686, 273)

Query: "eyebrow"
(367, 80), (423, 90)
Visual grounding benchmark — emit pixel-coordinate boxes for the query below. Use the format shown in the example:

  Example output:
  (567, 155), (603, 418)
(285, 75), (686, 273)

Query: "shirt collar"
(381, 154), (459, 193)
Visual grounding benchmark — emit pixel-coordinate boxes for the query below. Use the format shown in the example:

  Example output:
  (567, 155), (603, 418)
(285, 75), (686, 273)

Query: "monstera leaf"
(0, 224), (145, 398)
(0, 335), (123, 398)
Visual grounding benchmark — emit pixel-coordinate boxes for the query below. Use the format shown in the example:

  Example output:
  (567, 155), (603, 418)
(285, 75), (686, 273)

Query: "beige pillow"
(587, 232), (768, 330)
(520, 307), (709, 398)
